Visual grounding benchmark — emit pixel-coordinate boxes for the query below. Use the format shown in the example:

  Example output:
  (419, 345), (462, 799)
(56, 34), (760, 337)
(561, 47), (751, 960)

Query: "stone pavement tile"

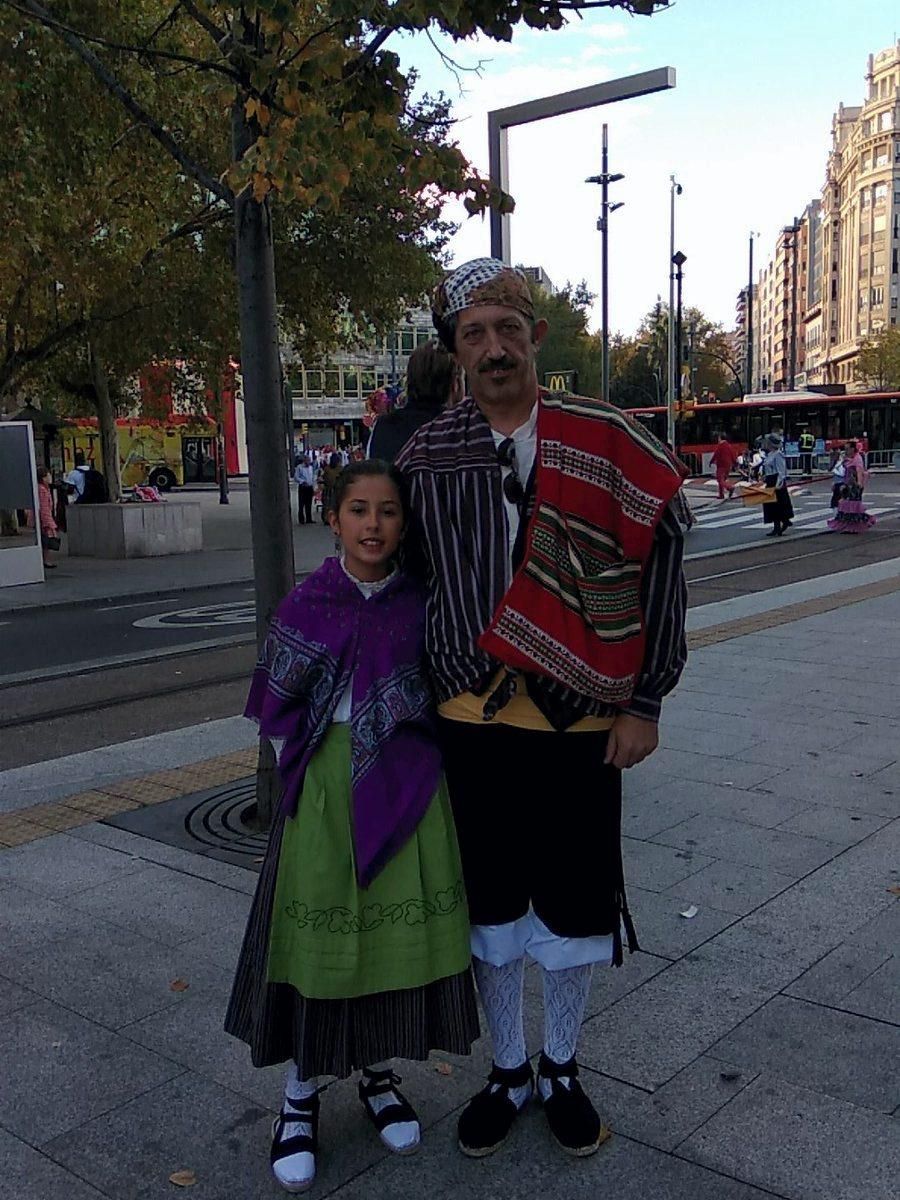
(0, 1127), (108, 1200)
(584, 1055), (760, 1153)
(67, 861), (251, 946)
(621, 791), (702, 841)
(177, 916), (251, 970)
(652, 813), (839, 876)
(45, 1073), (276, 1200)
(62, 790), (141, 817)
(624, 888), (736, 961)
(119, 966), (287, 1112)
(709, 994), (900, 1112)
(0, 923), (240, 1031)
(622, 838), (714, 892)
(679, 780), (812, 829)
(679, 1075), (900, 1200)
(840, 955), (900, 1025)
(328, 1105), (775, 1200)
(854, 900), (900, 952)
(577, 955), (767, 1092)
(20, 802), (92, 831)
(66, 822), (259, 895)
(0, 832), (146, 899)
(0, 819), (54, 847)
(776, 803), (892, 845)
(785, 944), (891, 1006)
(641, 748), (782, 791)
(97, 779), (182, 805)
(665, 859), (796, 917)
(657, 725), (765, 760)
(0, 883), (126, 952)
(0, 999), (183, 1146)
(0, 973), (36, 1018)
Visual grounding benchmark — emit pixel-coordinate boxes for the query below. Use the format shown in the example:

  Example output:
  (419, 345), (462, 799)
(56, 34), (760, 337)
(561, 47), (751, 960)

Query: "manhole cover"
(184, 781), (268, 859)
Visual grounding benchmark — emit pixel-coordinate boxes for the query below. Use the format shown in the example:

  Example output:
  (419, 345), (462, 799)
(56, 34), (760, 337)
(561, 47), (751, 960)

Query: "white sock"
(273, 1066), (317, 1190)
(538, 963), (593, 1100)
(472, 956), (532, 1109)
(362, 1062), (420, 1153)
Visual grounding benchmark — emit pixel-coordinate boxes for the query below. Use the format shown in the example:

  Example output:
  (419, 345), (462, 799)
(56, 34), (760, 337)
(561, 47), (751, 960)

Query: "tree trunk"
(87, 334), (122, 502)
(232, 99), (295, 830)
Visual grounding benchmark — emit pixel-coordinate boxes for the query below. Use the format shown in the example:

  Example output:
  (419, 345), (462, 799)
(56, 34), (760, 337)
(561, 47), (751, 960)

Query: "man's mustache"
(478, 356), (517, 373)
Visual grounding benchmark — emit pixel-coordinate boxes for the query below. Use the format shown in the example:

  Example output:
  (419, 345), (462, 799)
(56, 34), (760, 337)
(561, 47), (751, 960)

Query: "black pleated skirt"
(224, 807), (481, 1079)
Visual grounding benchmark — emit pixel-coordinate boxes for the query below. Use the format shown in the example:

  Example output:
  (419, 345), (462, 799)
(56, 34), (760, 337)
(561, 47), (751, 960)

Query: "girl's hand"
(604, 713), (659, 769)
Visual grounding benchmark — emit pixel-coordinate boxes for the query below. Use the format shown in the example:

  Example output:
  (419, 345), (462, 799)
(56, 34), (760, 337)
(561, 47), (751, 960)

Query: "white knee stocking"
(472, 955), (527, 1070)
(541, 962), (593, 1081)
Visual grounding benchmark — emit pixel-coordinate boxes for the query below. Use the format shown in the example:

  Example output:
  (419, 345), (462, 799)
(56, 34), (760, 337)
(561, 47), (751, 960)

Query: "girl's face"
(329, 476), (404, 581)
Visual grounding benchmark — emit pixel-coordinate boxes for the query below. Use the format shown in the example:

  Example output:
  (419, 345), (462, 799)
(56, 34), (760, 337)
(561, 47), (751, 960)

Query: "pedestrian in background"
(293, 455), (315, 526)
(36, 466), (59, 569)
(368, 341), (463, 464)
(828, 439), (876, 533)
(710, 434), (737, 499)
(830, 448), (846, 509)
(225, 460), (477, 1194)
(319, 453), (343, 524)
(761, 433), (794, 537)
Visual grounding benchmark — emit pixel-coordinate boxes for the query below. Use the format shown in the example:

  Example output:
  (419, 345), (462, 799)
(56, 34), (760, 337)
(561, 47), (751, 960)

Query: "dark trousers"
(438, 718), (626, 939)
(297, 485), (314, 525)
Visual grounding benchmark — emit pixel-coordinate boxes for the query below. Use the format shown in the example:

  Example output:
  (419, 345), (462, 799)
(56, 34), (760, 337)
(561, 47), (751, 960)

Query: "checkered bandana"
(432, 258), (534, 324)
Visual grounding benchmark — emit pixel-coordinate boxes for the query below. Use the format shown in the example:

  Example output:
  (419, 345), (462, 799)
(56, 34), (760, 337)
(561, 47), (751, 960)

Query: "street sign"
(544, 370), (578, 392)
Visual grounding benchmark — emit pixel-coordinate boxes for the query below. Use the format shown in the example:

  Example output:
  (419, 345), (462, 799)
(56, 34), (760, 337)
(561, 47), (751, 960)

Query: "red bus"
(628, 391), (900, 475)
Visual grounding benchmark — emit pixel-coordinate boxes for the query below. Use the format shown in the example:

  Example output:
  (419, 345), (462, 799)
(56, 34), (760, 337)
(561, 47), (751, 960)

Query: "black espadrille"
(537, 1052), (610, 1157)
(457, 1060), (534, 1158)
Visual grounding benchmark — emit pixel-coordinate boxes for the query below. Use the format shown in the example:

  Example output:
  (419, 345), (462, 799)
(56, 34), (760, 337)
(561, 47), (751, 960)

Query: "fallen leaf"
(169, 1169), (197, 1187)
(169, 979), (190, 993)
(679, 905), (699, 920)
(886, 885), (900, 896)
(434, 1061), (453, 1076)
(719, 1070), (741, 1082)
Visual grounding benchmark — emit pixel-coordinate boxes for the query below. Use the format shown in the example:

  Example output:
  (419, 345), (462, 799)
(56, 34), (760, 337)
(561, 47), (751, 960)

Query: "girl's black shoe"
(457, 1060), (534, 1157)
(358, 1066), (421, 1154)
(271, 1091), (319, 1193)
(537, 1052), (610, 1157)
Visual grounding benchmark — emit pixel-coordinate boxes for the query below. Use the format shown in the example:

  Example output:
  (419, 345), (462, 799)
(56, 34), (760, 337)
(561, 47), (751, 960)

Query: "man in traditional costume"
(396, 258), (689, 1160)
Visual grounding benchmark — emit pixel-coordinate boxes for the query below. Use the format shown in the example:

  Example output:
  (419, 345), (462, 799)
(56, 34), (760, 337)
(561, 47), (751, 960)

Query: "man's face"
(453, 305), (548, 406)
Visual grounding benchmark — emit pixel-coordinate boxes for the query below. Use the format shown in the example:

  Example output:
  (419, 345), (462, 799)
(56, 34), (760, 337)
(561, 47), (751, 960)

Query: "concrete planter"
(66, 502), (202, 558)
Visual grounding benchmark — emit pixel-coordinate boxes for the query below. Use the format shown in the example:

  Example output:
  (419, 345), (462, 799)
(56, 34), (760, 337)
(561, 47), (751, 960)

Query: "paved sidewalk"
(1, 587), (899, 1198)
(0, 489), (335, 613)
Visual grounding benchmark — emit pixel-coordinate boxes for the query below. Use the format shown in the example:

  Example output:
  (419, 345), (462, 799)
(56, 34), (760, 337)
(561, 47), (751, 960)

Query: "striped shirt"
(396, 396), (688, 726)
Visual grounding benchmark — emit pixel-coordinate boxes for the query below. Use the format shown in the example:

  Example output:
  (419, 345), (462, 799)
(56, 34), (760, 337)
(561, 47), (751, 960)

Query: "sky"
(397, 0), (898, 337)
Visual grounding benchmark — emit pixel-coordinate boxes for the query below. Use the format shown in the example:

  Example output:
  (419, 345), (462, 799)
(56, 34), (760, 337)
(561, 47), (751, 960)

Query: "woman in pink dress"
(827, 441), (876, 533)
(37, 467), (59, 567)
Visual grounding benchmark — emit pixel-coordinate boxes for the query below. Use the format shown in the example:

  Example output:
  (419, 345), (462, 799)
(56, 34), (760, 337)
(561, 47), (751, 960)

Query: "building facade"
(745, 43), (900, 394)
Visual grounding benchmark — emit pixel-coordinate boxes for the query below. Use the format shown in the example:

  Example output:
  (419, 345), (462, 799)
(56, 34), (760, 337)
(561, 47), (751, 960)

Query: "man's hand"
(604, 713), (659, 770)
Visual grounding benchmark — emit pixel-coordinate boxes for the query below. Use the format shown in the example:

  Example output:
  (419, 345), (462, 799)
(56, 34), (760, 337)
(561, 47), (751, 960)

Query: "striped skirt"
(224, 734), (480, 1079)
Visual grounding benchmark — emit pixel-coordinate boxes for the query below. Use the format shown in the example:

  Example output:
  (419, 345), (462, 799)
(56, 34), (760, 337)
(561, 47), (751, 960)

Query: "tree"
(857, 330), (900, 391)
(532, 281), (601, 396)
(5, 0), (669, 822)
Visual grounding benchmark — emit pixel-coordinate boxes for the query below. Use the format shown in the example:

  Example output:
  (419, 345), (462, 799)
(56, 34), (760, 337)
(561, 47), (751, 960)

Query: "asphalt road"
(685, 476), (900, 555)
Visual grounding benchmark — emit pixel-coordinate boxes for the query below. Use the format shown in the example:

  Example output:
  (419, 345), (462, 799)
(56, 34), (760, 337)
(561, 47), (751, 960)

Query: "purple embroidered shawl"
(245, 556), (441, 888)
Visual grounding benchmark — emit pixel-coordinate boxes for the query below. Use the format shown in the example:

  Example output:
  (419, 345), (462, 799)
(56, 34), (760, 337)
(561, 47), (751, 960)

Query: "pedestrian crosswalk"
(691, 501), (894, 532)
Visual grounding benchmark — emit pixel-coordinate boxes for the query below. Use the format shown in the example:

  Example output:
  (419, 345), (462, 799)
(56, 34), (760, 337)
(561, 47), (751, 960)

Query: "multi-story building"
(286, 307), (436, 448)
(801, 199), (824, 385)
(733, 285), (755, 390)
(753, 257), (777, 393)
(819, 44), (900, 386)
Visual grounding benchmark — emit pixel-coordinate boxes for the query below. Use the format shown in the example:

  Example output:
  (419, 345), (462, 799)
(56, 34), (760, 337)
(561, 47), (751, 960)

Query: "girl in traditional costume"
(828, 440), (876, 533)
(226, 460), (478, 1193)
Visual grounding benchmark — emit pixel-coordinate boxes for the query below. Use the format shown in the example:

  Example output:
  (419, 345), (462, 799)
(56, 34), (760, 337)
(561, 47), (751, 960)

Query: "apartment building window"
(400, 329), (415, 354)
(881, 111), (894, 131)
(305, 370), (322, 396)
(323, 369), (340, 397)
(361, 369), (376, 393)
(872, 286), (885, 306)
(342, 368), (359, 398)
(874, 183), (888, 203)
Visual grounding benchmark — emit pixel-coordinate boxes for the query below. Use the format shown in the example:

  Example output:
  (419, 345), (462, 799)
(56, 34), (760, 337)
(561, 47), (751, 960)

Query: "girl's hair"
(329, 459), (408, 517)
(37, 466), (50, 482)
(406, 340), (458, 412)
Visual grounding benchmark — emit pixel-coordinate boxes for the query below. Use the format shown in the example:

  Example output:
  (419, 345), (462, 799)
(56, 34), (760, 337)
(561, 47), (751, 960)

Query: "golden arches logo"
(546, 374), (568, 392)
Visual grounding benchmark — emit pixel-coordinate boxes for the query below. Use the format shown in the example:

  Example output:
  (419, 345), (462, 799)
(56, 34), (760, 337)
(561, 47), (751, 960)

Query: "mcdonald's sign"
(544, 370), (578, 393)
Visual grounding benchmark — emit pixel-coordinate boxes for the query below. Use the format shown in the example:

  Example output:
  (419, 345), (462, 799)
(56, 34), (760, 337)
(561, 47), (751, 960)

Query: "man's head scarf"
(432, 258), (535, 325)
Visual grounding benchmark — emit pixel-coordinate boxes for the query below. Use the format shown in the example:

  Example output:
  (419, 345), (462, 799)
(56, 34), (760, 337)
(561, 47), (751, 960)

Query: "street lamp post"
(745, 231), (758, 394)
(667, 176), (683, 447)
(672, 250), (687, 455)
(587, 124), (624, 402)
